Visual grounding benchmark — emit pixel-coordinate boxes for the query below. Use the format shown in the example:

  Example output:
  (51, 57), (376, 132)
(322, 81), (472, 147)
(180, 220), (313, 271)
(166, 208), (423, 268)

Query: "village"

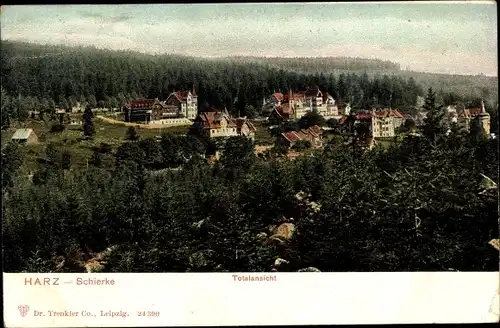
(10, 85), (493, 163)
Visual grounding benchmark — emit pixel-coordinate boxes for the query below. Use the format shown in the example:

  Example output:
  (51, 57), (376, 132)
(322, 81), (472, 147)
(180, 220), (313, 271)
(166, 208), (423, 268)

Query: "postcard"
(1, 2), (498, 327)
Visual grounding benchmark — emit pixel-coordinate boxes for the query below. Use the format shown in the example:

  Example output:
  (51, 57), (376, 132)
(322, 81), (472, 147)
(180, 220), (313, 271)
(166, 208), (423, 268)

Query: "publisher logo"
(18, 305), (29, 317)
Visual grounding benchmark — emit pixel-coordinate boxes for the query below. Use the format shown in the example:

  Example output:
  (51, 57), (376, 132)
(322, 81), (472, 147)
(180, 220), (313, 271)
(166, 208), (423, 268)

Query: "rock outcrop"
(297, 267), (321, 272)
(268, 223), (295, 245)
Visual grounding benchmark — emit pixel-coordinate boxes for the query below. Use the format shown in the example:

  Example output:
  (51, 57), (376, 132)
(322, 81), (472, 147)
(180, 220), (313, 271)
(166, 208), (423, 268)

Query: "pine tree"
(83, 105), (94, 137)
(125, 126), (139, 141)
(422, 88), (446, 142)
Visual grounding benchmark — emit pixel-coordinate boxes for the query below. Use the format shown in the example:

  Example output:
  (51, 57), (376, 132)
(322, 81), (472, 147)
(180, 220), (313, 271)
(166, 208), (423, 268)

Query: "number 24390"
(137, 311), (160, 317)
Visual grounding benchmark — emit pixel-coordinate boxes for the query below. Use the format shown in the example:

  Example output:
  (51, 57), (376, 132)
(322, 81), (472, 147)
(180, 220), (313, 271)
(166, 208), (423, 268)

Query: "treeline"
(2, 41), (497, 127)
(221, 56), (401, 71)
(2, 122), (498, 272)
(1, 41), (426, 122)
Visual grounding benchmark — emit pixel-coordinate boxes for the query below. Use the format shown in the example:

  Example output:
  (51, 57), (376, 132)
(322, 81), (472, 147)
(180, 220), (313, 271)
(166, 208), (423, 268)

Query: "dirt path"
(96, 115), (189, 129)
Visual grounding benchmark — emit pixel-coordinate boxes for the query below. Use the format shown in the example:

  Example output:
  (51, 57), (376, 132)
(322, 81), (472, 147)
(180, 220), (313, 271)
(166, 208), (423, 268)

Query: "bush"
(292, 140), (312, 150)
(49, 123), (65, 133)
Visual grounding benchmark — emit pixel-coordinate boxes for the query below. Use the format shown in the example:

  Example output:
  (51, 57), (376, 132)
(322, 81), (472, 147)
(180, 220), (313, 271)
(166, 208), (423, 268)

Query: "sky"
(0, 2), (497, 76)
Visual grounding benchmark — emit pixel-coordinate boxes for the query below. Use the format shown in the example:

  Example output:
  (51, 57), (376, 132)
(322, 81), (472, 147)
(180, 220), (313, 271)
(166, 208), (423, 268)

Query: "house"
(123, 99), (157, 123)
(11, 128), (38, 145)
(277, 125), (323, 148)
(164, 88), (198, 120)
(235, 117), (257, 140)
(264, 87), (339, 120)
(192, 110), (256, 139)
(457, 100), (490, 136)
(262, 92), (285, 114)
(124, 91), (196, 125)
(71, 102), (84, 113)
(269, 103), (295, 122)
(351, 109), (408, 138)
(338, 103), (352, 116)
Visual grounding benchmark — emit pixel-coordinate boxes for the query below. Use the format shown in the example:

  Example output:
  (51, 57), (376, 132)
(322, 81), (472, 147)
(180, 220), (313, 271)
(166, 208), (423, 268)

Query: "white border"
(3, 272), (499, 327)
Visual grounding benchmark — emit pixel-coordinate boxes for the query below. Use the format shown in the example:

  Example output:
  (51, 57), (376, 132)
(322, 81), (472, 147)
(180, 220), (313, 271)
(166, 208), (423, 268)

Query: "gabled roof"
(198, 110), (236, 129)
(355, 113), (372, 120)
(12, 128), (35, 140)
(282, 131), (302, 143)
(458, 108), (488, 118)
(175, 91), (191, 101)
(272, 92), (284, 101)
(235, 118), (256, 132)
(309, 125), (322, 135)
(281, 125), (322, 144)
(374, 109), (405, 118)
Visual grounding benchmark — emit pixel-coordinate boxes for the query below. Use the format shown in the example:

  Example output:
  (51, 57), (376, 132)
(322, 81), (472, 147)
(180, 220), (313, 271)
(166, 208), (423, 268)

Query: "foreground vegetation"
(2, 122), (498, 272)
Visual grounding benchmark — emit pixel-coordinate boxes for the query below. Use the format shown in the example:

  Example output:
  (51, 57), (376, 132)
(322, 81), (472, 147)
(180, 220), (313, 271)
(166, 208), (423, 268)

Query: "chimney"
(481, 98), (486, 114)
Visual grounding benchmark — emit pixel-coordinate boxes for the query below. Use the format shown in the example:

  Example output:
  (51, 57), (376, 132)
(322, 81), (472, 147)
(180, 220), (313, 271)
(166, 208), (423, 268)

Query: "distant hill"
(219, 55), (402, 72)
(1, 40), (497, 113)
(214, 55), (498, 102)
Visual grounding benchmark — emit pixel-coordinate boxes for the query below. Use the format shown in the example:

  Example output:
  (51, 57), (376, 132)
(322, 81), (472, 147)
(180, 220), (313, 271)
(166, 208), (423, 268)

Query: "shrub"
(49, 123), (65, 133)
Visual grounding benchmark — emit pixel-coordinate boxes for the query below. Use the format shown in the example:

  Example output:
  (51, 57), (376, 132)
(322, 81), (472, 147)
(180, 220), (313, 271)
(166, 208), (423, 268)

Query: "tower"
(478, 98), (491, 136)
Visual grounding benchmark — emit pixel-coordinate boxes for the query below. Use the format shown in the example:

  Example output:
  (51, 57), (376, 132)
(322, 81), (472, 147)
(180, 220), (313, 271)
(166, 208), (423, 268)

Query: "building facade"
(164, 89), (198, 120)
(192, 110), (256, 139)
(277, 125), (323, 148)
(353, 109), (409, 138)
(457, 100), (490, 136)
(264, 87), (339, 120)
(124, 89), (198, 124)
(11, 128), (38, 145)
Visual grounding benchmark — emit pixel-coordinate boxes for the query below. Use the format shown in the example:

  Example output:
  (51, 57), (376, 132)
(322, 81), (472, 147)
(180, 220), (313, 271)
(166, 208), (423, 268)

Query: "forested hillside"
(223, 55), (498, 99)
(221, 56), (401, 72)
(2, 41), (497, 126)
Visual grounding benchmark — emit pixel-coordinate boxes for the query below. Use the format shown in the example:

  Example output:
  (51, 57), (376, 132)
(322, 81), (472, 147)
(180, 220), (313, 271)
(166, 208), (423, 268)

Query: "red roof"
(355, 109), (407, 120)
(174, 91), (192, 101)
(198, 111), (237, 130)
(282, 131), (301, 143)
(458, 108), (485, 118)
(374, 109), (404, 118)
(129, 99), (155, 109)
(355, 113), (373, 120)
(309, 125), (322, 136)
(281, 125), (322, 145)
(272, 92), (284, 101)
(292, 92), (306, 100)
